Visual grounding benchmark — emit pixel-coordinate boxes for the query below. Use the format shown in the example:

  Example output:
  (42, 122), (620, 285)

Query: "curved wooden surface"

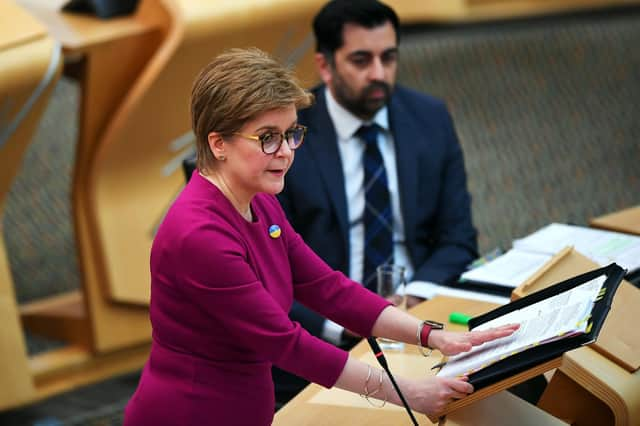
(18, 0), (172, 354)
(0, 1), (61, 410)
(561, 348), (640, 426)
(590, 206), (640, 236)
(17, 0), (159, 53)
(68, 0), (169, 354)
(538, 347), (640, 426)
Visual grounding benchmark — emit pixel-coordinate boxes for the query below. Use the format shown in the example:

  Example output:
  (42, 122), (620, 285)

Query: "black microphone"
(367, 337), (419, 426)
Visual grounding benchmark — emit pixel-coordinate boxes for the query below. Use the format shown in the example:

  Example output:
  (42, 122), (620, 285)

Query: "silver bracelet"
(360, 365), (373, 397)
(364, 369), (387, 408)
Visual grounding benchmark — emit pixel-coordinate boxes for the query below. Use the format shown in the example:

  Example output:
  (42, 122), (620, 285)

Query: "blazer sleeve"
(412, 104), (478, 284)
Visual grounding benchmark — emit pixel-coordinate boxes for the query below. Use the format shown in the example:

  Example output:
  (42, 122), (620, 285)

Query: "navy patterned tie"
(357, 124), (393, 291)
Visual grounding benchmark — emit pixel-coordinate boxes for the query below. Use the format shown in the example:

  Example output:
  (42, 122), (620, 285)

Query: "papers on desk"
(513, 223), (640, 273)
(460, 249), (553, 289)
(459, 223), (640, 295)
(405, 281), (511, 305)
(437, 274), (607, 378)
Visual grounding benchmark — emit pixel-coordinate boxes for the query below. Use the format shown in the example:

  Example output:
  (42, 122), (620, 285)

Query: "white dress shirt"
(322, 88), (428, 343)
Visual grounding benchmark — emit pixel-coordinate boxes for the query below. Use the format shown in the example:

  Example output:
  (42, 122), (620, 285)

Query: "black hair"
(313, 0), (400, 57)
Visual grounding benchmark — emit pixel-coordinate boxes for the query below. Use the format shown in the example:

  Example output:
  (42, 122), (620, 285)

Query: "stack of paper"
(458, 223), (640, 297)
(513, 223), (640, 273)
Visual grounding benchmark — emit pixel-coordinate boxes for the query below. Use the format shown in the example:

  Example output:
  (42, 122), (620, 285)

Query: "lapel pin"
(269, 224), (281, 239)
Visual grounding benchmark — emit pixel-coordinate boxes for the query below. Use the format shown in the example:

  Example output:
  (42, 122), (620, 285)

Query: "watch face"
(425, 320), (444, 329)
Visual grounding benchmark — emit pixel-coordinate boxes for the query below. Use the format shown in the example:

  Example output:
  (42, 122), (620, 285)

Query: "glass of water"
(376, 264), (406, 351)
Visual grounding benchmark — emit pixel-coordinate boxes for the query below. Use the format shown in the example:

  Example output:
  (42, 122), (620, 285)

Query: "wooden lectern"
(512, 247), (640, 426)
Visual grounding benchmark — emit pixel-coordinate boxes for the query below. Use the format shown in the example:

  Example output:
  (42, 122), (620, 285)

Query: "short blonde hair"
(190, 48), (314, 173)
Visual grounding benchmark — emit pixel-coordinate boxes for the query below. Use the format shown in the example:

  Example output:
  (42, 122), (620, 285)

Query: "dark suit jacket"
(277, 85), (477, 338)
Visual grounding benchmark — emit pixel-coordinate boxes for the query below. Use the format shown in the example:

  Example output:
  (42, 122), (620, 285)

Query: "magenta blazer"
(124, 173), (390, 425)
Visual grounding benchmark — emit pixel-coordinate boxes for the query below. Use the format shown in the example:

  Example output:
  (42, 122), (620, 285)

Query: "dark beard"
(334, 81), (392, 120)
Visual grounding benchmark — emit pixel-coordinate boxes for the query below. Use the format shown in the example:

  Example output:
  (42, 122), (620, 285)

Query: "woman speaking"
(123, 48), (517, 426)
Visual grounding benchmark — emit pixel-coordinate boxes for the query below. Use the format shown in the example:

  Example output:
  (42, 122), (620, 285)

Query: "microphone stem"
(367, 337), (419, 426)
(385, 365), (419, 425)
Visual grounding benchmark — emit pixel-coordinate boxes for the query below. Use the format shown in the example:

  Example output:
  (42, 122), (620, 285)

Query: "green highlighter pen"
(449, 312), (471, 325)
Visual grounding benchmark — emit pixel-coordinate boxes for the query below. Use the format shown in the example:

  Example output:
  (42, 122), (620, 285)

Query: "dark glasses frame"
(233, 124), (307, 155)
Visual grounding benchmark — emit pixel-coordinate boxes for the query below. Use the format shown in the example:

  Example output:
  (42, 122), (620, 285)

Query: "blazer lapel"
(306, 89), (350, 241)
(389, 94), (419, 248)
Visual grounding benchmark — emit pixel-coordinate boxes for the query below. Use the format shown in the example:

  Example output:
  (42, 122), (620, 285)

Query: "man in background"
(274, 0), (478, 404)
(280, 0), (477, 347)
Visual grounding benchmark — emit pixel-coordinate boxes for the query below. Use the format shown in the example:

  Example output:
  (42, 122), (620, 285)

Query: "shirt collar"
(324, 87), (389, 141)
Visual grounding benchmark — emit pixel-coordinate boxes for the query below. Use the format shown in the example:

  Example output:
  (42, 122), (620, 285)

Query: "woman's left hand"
(428, 324), (520, 356)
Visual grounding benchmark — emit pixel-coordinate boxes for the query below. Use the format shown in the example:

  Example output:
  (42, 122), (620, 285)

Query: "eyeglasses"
(233, 124), (307, 155)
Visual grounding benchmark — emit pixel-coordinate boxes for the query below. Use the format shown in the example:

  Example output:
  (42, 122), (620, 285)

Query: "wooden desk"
(16, 0), (159, 52)
(274, 296), (567, 425)
(590, 206), (640, 236)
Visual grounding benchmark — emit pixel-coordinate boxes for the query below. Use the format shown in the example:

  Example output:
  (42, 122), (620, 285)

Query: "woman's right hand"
(405, 375), (473, 416)
(429, 324), (519, 356)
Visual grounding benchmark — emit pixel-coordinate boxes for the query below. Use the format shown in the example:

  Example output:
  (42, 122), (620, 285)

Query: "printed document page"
(436, 275), (606, 378)
(460, 249), (552, 288)
(513, 223), (640, 272)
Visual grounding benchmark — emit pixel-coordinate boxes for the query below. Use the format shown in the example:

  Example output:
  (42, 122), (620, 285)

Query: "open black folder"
(457, 262), (625, 390)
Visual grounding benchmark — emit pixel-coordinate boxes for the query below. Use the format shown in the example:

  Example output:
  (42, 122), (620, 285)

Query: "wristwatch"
(423, 320), (445, 331)
(418, 319), (444, 357)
